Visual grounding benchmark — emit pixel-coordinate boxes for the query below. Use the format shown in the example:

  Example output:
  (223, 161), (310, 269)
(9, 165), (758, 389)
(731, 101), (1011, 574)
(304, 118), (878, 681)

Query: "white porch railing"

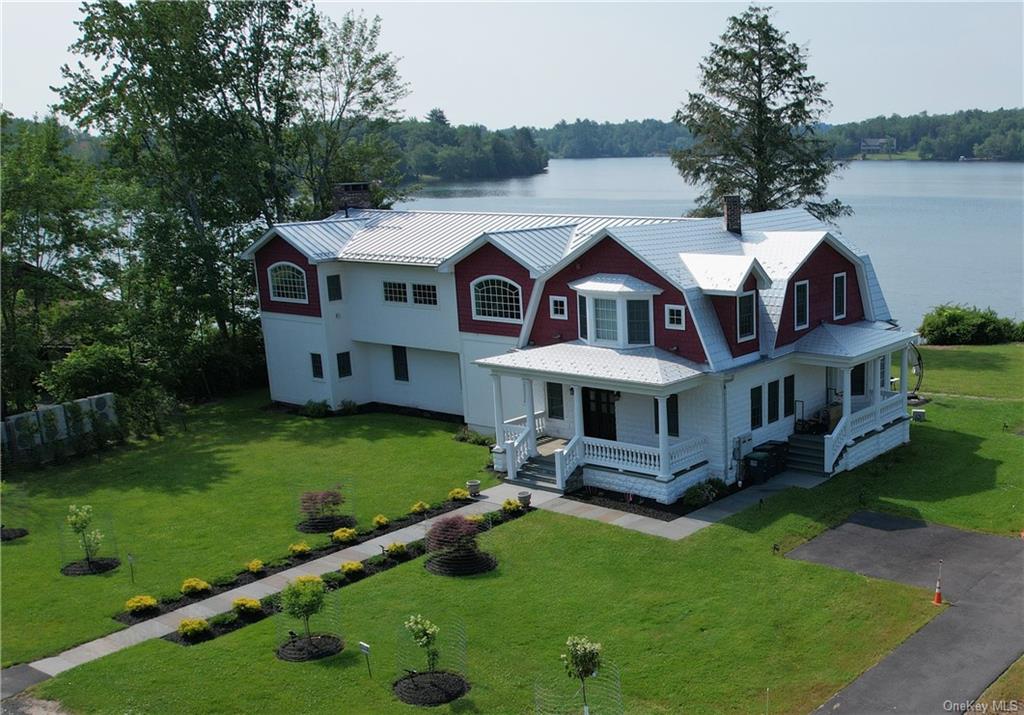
(583, 436), (662, 473)
(554, 433), (708, 483)
(824, 392), (907, 473)
(503, 411), (546, 443)
(505, 430), (530, 482)
(554, 435), (583, 489)
(668, 434), (707, 471)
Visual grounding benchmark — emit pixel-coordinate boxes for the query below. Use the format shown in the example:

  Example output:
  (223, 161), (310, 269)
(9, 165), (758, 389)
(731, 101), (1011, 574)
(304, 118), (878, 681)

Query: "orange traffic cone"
(932, 559), (943, 606)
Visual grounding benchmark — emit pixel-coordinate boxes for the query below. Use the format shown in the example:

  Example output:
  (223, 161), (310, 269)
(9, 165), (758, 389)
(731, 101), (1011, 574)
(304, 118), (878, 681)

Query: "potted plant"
(518, 490), (531, 507)
(466, 479), (481, 497)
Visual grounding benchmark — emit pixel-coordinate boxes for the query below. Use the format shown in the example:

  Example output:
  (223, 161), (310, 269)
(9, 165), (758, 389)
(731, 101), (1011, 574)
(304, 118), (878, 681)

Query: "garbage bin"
(744, 451), (772, 484)
(760, 440), (790, 476)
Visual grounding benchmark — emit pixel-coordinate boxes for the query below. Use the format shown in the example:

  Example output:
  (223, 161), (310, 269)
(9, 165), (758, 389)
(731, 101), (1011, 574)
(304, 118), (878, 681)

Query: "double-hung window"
(833, 273), (847, 320)
(737, 291), (756, 342)
(310, 353), (324, 380)
(794, 280), (809, 330)
(626, 300), (651, 344)
(784, 375), (795, 417)
(594, 298), (618, 341)
(767, 381), (780, 423)
(750, 385), (763, 430)
(577, 295), (588, 339)
(392, 346), (409, 382)
(336, 351), (352, 378)
(326, 274), (343, 302)
(546, 382), (564, 420)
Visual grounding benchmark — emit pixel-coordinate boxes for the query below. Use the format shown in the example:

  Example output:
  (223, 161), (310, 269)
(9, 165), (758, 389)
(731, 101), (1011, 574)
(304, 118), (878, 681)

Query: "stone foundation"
(581, 464), (711, 505)
(834, 419), (911, 474)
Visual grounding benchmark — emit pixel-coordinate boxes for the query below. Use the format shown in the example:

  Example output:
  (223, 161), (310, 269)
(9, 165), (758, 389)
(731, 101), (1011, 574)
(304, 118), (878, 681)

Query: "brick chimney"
(723, 194), (742, 234)
(332, 182), (375, 216)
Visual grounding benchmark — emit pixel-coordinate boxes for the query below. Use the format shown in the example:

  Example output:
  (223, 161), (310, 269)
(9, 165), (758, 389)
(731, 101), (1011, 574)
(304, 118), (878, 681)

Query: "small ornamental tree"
(561, 635), (602, 714)
(281, 576), (327, 643)
(66, 504), (103, 564)
(404, 614), (440, 672)
(300, 487), (345, 521)
(425, 515), (480, 556)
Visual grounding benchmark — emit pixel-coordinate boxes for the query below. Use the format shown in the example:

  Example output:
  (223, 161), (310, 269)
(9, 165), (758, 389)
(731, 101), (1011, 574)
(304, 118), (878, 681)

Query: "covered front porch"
(478, 342), (713, 501)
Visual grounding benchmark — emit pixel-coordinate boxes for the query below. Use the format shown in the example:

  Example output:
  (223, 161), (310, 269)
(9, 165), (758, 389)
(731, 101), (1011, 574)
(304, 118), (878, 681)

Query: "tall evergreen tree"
(671, 5), (850, 221)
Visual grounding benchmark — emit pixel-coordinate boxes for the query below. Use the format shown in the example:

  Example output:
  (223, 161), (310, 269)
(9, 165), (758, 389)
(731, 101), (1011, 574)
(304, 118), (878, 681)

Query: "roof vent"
(723, 194), (742, 235)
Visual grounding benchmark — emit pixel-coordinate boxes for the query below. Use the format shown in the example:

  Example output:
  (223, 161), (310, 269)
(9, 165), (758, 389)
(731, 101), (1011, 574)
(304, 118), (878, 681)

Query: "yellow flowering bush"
(245, 559), (264, 574)
(296, 574), (323, 585)
(232, 597), (263, 616)
(501, 498), (524, 514)
(180, 577), (211, 596)
(289, 541), (311, 557)
(177, 617), (210, 639)
(466, 514), (486, 524)
(372, 514), (390, 529)
(447, 487), (471, 501)
(341, 560), (365, 576)
(124, 595), (158, 614)
(385, 542), (408, 558)
(409, 500), (430, 515)
(331, 527), (357, 544)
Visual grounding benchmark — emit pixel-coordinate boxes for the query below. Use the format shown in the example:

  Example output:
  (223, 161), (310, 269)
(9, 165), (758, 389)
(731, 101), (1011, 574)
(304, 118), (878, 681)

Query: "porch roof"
(475, 341), (706, 391)
(794, 321), (917, 364)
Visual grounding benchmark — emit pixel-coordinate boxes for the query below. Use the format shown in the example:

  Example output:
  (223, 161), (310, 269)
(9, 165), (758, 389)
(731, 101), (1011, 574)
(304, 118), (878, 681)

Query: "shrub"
(124, 595), (158, 614)
(338, 399), (359, 416)
(300, 487), (345, 521)
(501, 498), (524, 514)
(38, 343), (145, 402)
(298, 400), (331, 418)
(232, 597), (263, 617)
(341, 560), (365, 577)
(404, 614), (440, 672)
(707, 478), (728, 498)
(919, 304), (1021, 345)
(372, 514), (390, 529)
(295, 574), (323, 585)
(289, 541), (311, 557)
(245, 559), (264, 574)
(177, 617), (210, 640)
(331, 527), (358, 544)
(322, 571), (346, 588)
(681, 481), (718, 510)
(384, 542), (407, 559)
(447, 487), (471, 501)
(426, 515), (480, 554)
(180, 577), (212, 596)
(66, 504), (104, 563)
(453, 426), (493, 446)
(119, 383), (179, 438)
(466, 513), (486, 525)
(209, 612), (238, 628)
(409, 500), (430, 515)
(281, 576), (327, 642)
(561, 635), (602, 710)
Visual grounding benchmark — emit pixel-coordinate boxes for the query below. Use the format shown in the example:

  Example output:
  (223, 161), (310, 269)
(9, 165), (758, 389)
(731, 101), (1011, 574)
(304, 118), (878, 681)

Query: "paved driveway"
(789, 511), (1023, 714)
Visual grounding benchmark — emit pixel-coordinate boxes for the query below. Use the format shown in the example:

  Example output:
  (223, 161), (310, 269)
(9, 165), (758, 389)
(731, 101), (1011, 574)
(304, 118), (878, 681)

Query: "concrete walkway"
(790, 511), (1024, 714)
(538, 470), (827, 540)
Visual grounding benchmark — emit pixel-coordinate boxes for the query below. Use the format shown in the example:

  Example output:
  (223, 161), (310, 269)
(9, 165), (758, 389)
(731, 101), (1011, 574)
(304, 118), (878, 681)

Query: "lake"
(396, 158), (1024, 329)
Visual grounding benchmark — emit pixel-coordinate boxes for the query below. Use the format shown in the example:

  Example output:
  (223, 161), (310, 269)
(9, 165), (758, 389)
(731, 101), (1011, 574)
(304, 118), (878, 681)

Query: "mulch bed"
(1, 527), (29, 542)
(61, 557), (120, 576)
(295, 514), (357, 533)
(161, 605), (276, 646)
(424, 549), (497, 577)
(275, 634), (344, 662)
(393, 671), (470, 706)
(563, 486), (738, 522)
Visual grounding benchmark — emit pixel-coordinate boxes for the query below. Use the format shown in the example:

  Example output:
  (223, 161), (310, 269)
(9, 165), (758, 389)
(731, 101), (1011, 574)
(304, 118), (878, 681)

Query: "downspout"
(720, 374), (733, 484)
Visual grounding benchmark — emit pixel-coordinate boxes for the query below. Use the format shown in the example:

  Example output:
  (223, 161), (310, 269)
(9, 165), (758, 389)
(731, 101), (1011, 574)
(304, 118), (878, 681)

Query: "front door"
(582, 388), (616, 440)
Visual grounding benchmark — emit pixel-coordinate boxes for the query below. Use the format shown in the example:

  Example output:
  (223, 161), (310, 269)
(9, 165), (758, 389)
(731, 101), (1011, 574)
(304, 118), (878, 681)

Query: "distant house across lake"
(860, 137), (897, 154)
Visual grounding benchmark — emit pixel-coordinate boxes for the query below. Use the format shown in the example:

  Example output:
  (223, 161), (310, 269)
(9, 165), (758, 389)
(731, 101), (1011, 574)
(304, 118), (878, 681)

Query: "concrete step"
(789, 434), (826, 447)
(504, 476), (564, 494)
(789, 445), (825, 458)
(787, 455), (824, 471)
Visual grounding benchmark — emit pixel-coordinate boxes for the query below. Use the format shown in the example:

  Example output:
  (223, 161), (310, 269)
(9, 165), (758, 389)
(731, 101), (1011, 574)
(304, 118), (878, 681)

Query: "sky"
(2, 1), (1021, 129)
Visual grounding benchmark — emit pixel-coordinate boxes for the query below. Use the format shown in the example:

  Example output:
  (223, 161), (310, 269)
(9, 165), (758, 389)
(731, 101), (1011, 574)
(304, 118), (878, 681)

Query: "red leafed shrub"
(425, 515), (480, 554)
(300, 488), (344, 519)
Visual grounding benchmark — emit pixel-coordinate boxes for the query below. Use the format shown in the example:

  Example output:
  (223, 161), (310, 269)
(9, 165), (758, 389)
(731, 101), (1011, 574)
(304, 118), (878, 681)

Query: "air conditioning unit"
(37, 404), (69, 443)
(6, 411), (41, 454)
(89, 393), (118, 426)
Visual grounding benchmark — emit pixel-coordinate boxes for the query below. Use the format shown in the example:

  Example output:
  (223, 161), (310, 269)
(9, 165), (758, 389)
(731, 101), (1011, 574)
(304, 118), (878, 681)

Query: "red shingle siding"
(710, 274), (760, 358)
(529, 238), (708, 364)
(775, 242), (864, 347)
(254, 236), (321, 317)
(454, 242), (533, 337)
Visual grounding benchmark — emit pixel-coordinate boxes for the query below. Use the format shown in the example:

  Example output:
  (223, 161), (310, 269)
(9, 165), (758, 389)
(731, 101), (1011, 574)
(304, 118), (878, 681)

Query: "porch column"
(883, 352), (892, 392)
(870, 357), (882, 405)
(656, 395), (670, 479)
(491, 374), (505, 442)
(899, 345), (910, 398)
(572, 385), (584, 440)
(524, 378), (538, 455)
(841, 367), (852, 420)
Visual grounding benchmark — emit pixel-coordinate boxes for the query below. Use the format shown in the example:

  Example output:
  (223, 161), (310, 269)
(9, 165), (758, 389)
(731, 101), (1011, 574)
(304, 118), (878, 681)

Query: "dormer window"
(737, 290), (756, 342)
(570, 274), (660, 348)
(471, 276), (522, 323)
(794, 280), (809, 330)
(268, 262), (308, 303)
(833, 272), (847, 320)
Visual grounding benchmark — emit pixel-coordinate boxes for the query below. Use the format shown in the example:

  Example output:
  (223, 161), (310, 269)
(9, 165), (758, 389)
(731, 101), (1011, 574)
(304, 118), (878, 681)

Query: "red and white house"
(241, 188), (916, 503)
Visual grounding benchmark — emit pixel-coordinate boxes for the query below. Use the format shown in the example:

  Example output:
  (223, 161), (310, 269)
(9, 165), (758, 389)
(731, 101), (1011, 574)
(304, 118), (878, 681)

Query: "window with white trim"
(326, 274), (343, 302)
(794, 280), (809, 330)
(471, 276), (522, 322)
(383, 281), (408, 303)
(665, 304), (686, 330)
(626, 299), (651, 344)
(578, 295), (588, 338)
(412, 283), (438, 306)
(268, 262), (308, 303)
(594, 298), (618, 340)
(549, 295), (568, 320)
(833, 273), (847, 320)
(737, 291), (756, 342)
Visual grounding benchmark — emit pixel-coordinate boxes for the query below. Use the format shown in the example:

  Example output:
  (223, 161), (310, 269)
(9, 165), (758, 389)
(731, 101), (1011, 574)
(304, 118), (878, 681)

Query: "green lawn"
(0, 392), (495, 666)
(916, 343), (1024, 400)
(856, 149), (921, 161)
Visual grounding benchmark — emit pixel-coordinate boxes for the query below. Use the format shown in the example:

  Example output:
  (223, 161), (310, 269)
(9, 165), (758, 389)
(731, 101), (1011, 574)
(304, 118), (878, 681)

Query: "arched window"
(268, 262), (308, 303)
(471, 276), (522, 323)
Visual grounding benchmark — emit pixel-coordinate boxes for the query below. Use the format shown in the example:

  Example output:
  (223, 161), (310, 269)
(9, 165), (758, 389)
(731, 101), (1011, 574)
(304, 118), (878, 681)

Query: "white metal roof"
(239, 219), (364, 261)
(794, 321), (916, 360)
(476, 341), (705, 389)
(677, 253), (770, 294)
(569, 273), (663, 294)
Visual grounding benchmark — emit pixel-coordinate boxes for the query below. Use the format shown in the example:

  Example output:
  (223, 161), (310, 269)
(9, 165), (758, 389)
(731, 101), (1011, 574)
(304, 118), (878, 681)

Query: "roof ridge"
(349, 208), (694, 221)
(484, 223), (579, 235)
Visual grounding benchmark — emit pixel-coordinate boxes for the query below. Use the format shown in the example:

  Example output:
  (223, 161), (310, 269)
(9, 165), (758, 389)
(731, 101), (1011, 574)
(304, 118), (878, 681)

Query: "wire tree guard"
(274, 588), (344, 662)
(295, 482), (356, 533)
(58, 512), (120, 576)
(534, 662), (624, 715)
(393, 617), (470, 707)
(423, 514), (498, 577)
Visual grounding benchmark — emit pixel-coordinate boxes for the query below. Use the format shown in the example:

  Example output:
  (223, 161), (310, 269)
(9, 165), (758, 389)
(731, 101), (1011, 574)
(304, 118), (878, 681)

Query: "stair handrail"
(554, 435), (583, 489)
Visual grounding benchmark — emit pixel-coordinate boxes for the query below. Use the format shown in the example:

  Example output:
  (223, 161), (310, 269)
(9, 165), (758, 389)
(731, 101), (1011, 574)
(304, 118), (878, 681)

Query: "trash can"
(744, 451), (772, 484)
(760, 440), (790, 476)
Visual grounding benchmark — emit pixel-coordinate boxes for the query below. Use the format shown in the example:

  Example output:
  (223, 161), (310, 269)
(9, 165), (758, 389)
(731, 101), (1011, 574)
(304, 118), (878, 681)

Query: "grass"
(916, 343), (1024, 400)
(855, 149), (921, 161)
(0, 392), (495, 666)
(978, 655), (1024, 709)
